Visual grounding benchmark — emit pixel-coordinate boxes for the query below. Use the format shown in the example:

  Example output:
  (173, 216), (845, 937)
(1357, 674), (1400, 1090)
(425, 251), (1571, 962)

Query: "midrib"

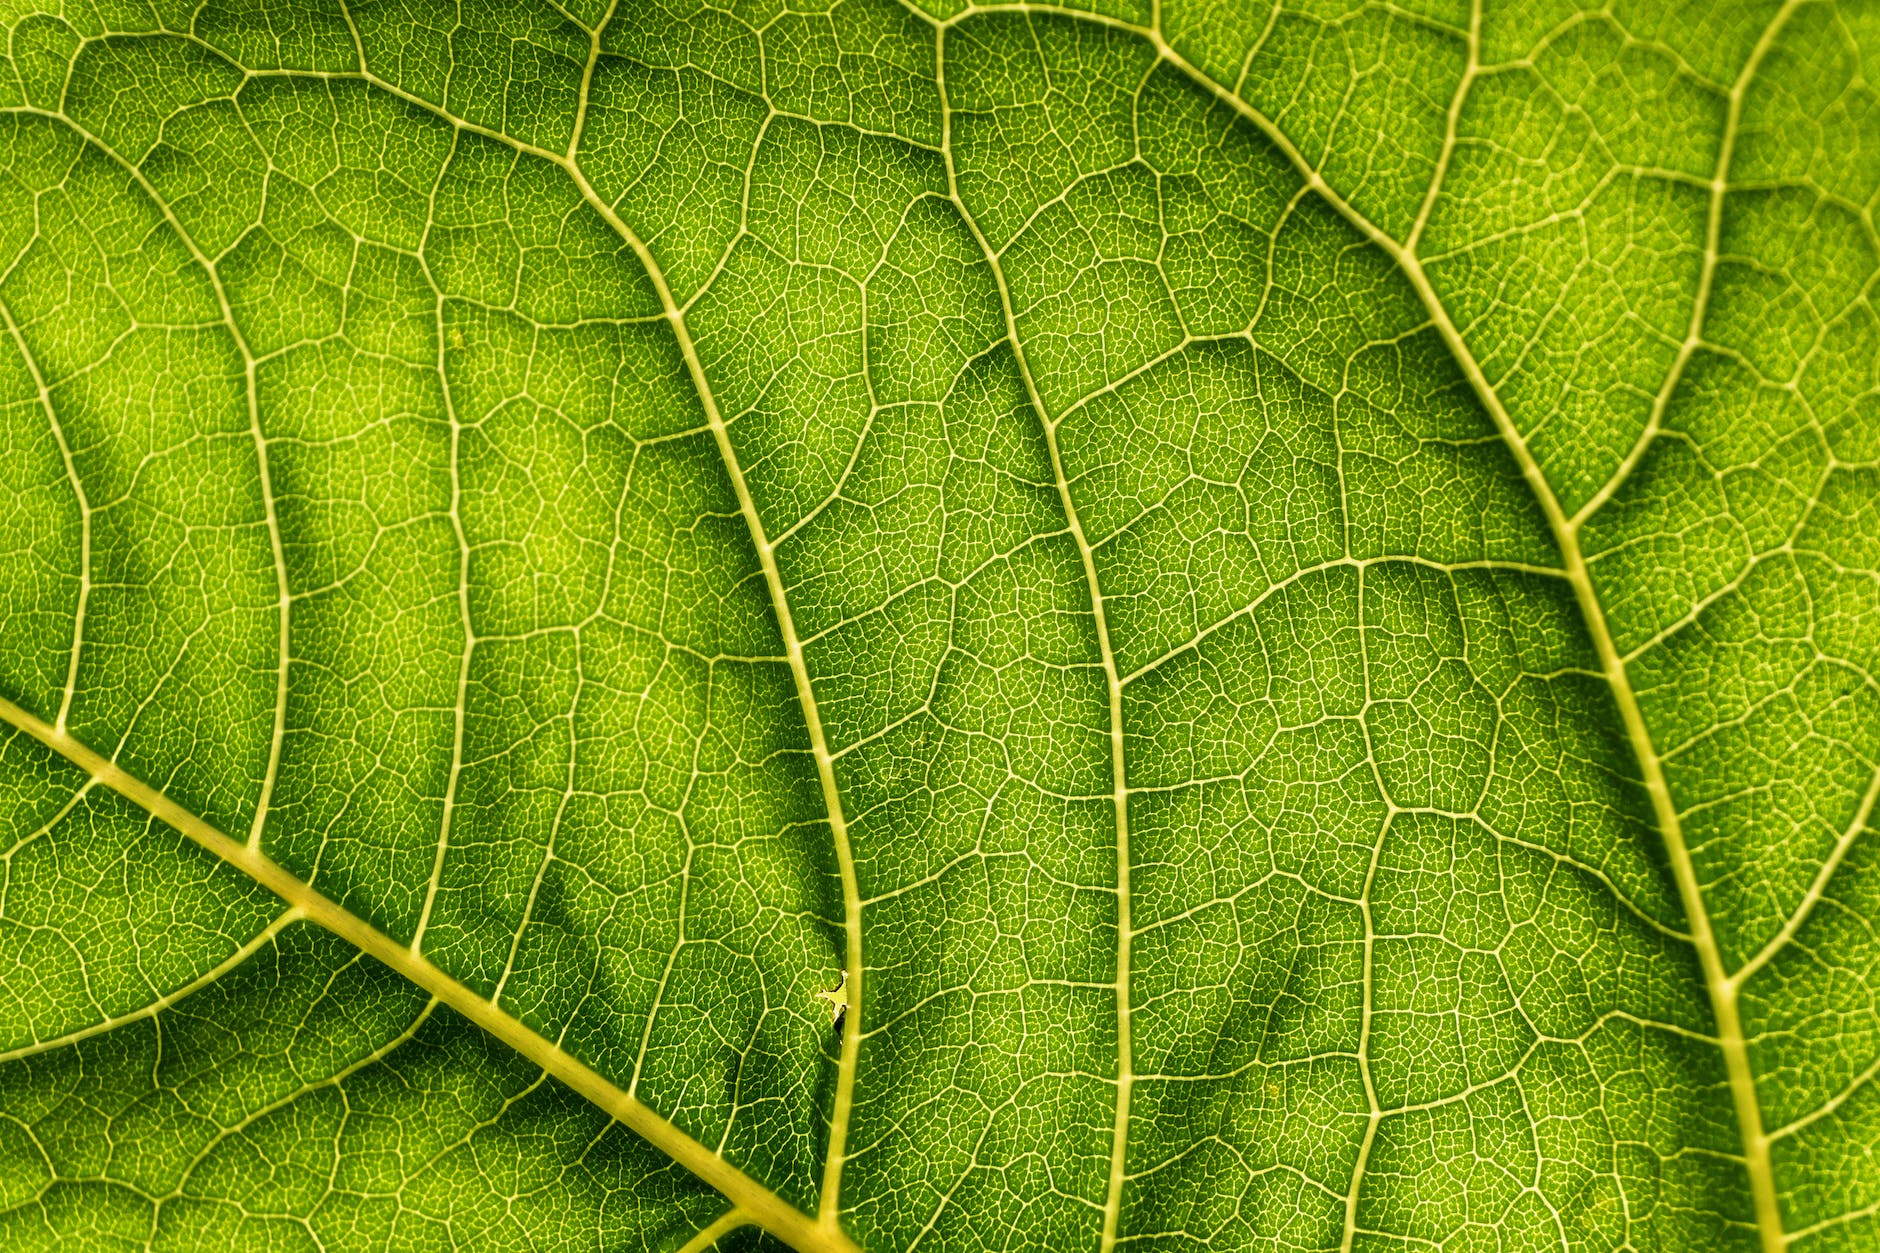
(927, 3), (1793, 1246)
(0, 692), (857, 1253)
(1405, 282), (1785, 1247)
(917, 7), (1782, 1241)
(1093, 13), (1791, 1251)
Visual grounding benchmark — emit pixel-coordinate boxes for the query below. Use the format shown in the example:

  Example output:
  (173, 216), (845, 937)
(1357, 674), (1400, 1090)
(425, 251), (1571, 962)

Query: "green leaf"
(0, 0), (1873, 1250)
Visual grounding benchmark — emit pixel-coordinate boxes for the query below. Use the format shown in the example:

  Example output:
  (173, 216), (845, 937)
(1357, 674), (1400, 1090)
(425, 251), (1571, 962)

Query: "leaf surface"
(0, 0), (1873, 1250)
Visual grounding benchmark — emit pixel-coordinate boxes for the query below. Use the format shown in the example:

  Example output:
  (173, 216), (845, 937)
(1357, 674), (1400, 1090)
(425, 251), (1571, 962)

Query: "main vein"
(0, 693), (857, 1253)
(1390, 10), (1798, 1250)
(934, 4), (1799, 1247)
(1129, 22), (1791, 1253)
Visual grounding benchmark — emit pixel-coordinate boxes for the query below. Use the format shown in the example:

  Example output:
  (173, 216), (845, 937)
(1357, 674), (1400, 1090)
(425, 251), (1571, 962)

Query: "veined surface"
(0, 0), (1873, 1250)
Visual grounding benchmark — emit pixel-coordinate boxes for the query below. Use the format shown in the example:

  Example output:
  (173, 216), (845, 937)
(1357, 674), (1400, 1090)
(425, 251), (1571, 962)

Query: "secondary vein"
(934, 22), (1137, 1251)
(985, 9), (1801, 1248)
(554, 117), (869, 1244)
(0, 693), (858, 1253)
(16, 103), (295, 857)
(0, 295), (90, 734)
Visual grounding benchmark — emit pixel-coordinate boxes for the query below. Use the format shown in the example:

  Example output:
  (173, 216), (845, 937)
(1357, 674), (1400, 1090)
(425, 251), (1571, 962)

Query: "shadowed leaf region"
(0, 0), (1873, 1250)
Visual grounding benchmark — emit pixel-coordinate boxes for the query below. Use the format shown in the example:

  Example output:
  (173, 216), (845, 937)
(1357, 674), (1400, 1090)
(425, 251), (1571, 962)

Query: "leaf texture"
(0, 0), (1873, 1250)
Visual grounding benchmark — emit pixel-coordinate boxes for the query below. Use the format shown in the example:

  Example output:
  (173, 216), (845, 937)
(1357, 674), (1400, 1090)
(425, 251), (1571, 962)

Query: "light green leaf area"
(0, 0), (1872, 1249)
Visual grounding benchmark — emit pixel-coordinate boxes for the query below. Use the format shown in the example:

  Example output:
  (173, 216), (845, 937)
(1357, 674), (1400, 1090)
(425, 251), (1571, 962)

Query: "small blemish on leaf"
(817, 969), (848, 1039)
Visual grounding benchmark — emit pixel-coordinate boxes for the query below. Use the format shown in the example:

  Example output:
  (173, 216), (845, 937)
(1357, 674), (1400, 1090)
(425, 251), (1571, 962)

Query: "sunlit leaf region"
(0, 0), (1874, 1248)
